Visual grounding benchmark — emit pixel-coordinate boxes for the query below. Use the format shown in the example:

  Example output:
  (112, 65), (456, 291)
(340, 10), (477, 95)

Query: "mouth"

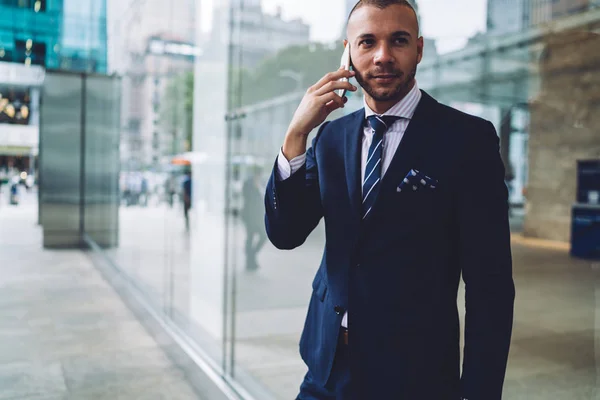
(371, 74), (399, 83)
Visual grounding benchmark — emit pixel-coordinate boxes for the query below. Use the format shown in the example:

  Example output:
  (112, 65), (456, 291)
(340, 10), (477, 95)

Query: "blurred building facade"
(531, 0), (595, 25)
(525, 31), (600, 241)
(487, 0), (532, 35)
(0, 0), (107, 71)
(0, 0), (107, 178)
(108, 0), (197, 170)
(209, 1), (310, 67)
(488, 0), (597, 35)
(13, 1), (599, 400)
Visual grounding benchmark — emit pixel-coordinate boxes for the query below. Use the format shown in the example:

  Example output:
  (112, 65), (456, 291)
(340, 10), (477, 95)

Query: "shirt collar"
(363, 81), (422, 120)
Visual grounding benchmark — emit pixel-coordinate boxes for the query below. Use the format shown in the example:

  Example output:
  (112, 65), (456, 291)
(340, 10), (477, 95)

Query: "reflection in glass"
(74, 1), (600, 399)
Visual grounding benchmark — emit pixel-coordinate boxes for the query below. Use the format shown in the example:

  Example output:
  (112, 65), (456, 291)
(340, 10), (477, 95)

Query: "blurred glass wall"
(0, 0), (108, 196)
(71, 0), (600, 399)
(0, 0), (107, 72)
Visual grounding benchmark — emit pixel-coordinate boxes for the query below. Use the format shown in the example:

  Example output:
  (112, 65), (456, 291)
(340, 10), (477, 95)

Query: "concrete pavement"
(2, 187), (597, 399)
(0, 189), (201, 400)
(113, 201), (599, 399)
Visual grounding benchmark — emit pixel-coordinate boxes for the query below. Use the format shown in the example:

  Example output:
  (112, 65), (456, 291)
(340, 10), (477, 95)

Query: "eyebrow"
(355, 31), (413, 41)
(391, 31), (412, 38)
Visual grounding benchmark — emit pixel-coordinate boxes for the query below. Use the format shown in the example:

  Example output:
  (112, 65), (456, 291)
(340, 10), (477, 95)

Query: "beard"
(354, 61), (418, 103)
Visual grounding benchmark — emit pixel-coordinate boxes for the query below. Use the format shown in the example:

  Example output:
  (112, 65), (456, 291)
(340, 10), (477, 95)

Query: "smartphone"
(336, 43), (351, 98)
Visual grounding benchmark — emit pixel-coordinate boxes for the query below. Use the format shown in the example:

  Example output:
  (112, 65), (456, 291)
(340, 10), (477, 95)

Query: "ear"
(416, 36), (424, 64)
(343, 39), (352, 67)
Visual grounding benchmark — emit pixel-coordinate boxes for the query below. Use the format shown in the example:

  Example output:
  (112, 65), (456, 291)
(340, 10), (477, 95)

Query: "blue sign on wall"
(571, 204), (600, 261)
(577, 160), (600, 205)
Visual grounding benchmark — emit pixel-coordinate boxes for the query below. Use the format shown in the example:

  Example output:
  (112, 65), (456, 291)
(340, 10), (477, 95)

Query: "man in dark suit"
(264, 1), (515, 399)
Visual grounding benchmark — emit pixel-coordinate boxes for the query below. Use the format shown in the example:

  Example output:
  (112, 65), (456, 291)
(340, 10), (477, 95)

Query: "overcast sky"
(201, 0), (488, 54)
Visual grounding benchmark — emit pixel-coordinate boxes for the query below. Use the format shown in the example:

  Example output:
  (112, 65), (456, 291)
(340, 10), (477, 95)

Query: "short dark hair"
(347, 0), (420, 35)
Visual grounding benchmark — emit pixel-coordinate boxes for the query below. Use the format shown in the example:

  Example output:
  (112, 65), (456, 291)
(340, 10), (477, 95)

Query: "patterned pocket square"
(397, 169), (438, 193)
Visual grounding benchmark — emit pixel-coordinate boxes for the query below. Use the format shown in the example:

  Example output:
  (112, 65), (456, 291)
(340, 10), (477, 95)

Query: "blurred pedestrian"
(166, 175), (177, 207)
(9, 176), (19, 206)
(182, 171), (192, 230)
(140, 175), (149, 207)
(242, 168), (267, 271)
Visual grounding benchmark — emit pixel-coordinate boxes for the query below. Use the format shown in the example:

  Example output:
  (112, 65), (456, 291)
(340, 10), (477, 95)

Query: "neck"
(365, 79), (416, 114)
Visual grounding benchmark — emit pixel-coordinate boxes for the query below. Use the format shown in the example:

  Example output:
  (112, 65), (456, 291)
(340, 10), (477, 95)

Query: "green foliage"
(237, 42), (345, 106)
(160, 42), (345, 147)
(160, 71), (194, 152)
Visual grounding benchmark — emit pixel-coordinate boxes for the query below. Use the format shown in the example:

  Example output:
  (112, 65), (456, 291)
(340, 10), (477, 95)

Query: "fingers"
(320, 92), (346, 112)
(314, 80), (357, 97)
(323, 97), (347, 114)
(309, 68), (356, 93)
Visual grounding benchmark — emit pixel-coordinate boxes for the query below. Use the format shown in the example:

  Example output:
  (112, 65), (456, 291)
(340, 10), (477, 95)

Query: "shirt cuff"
(276, 148), (306, 181)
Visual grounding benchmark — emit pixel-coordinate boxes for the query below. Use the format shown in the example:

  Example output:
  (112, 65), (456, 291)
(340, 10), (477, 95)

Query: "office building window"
(14, 39), (46, 67)
(0, 0), (44, 11)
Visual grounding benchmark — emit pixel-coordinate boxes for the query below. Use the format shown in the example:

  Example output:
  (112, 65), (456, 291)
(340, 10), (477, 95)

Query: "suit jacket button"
(334, 306), (344, 315)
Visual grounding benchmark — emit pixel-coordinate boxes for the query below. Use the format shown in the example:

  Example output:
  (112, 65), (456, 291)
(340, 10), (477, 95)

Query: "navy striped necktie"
(362, 115), (400, 220)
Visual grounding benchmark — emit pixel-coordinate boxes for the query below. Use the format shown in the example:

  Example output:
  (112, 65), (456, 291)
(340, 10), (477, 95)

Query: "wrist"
(282, 133), (308, 161)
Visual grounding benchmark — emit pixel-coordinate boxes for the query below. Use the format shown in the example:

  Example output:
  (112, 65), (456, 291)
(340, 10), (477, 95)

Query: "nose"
(373, 42), (394, 64)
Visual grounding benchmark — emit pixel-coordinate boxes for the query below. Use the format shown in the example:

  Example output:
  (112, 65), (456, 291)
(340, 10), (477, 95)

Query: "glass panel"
(73, 0), (599, 398)
(229, 1), (346, 397)
(228, 1), (599, 399)
(103, 0), (230, 369)
(186, 0), (232, 368)
(102, 0), (201, 339)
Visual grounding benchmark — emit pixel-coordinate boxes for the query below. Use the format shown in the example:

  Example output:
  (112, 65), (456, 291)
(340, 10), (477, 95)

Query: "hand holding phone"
(281, 47), (356, 160)
(336, 44), (352, 98)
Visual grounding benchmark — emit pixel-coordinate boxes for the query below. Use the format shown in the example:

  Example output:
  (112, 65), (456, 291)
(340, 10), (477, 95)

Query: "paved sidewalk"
(113, 201), (599, 399)
(2, 188), (597, 400)
(0, 191), (201, 400)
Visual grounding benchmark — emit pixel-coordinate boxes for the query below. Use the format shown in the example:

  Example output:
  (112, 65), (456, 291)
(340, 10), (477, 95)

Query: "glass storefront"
(1, 0), (107, 196)
(82, 0), (600, 399)
(0, 0), (107, 72)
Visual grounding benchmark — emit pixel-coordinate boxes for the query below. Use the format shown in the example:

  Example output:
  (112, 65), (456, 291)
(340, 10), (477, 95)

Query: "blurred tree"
(242, 42), (344, 105)
(160, 71), (194, 153)
(160, 41), (345, 145)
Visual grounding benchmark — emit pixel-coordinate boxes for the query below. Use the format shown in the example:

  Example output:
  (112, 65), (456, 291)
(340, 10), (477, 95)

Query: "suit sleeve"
(264, 123), (327, 250)
(458, 121), (515, 400)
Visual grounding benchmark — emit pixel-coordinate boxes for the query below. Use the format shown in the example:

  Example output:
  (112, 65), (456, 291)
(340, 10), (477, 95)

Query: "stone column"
(524, 31), (600, 241)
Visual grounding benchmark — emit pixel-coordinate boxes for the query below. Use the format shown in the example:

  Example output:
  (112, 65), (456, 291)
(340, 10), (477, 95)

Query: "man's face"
(346, 4), (423, 104)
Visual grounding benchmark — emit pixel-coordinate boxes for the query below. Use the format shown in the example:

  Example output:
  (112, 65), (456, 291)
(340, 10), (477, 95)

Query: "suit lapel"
(371, 91), (439, 218)
(344, 108), (365, 219)
(343, 92), (439, 221)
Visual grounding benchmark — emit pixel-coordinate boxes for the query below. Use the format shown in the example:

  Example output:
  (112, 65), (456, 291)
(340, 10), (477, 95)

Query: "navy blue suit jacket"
(265, 91), (515, 400)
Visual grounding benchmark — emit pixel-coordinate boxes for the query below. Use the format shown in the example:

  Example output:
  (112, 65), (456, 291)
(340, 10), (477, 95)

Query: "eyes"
(358, 38), (409, 48)
(358, 38), (376, 47)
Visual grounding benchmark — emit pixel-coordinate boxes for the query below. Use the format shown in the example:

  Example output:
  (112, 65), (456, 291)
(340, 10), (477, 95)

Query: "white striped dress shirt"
(276, 82), (422, 328)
